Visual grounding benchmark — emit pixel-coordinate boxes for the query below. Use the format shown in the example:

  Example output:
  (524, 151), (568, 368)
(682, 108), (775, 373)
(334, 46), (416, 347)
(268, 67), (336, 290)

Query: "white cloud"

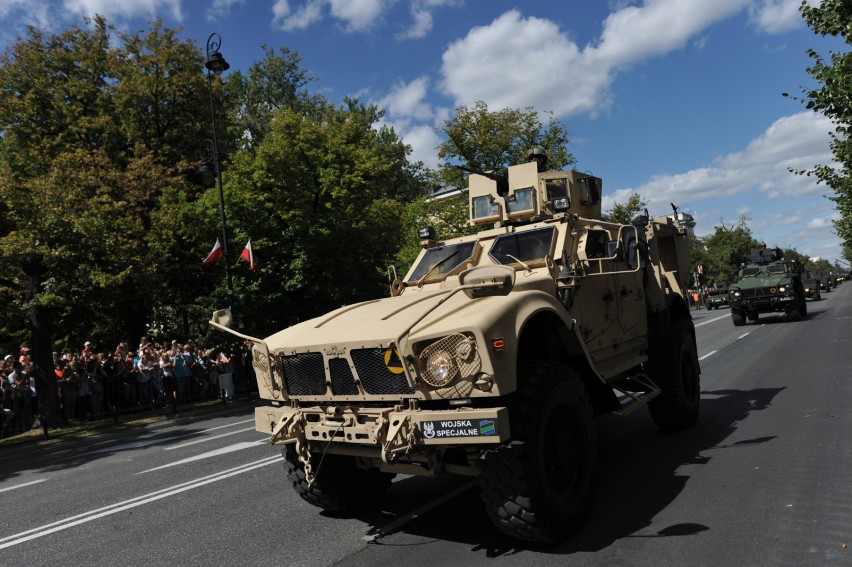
(398, 123), (442, 169)
(399, 0), (460, 39)
(272, 0), (325, 31)
(748, 0), (805, 34)
(378, 76), (434, 121)
(62, 0), (183, 21)
(440, 2), (750, 118)
(206, 0), (244, 21)
(613, 112), (834, 208)
(273, 0), (390, 32)
(400, 5), (432, 39)
(589, 0), (747, 68)
(328, 0), (387, 32)
(440, 10), (607, 117)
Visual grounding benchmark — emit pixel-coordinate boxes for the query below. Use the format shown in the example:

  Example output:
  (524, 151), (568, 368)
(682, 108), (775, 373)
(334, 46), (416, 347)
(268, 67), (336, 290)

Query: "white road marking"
(0, 479), (49, 493)
(0, 455), (283, 550)
(698, 350), (717, 361)
(738, 333), (750, 339)
(137, 439), (267, 474)
(694, 314), (729, 327)
(164, 427), (256, 450)
(91, 418), (256, 454)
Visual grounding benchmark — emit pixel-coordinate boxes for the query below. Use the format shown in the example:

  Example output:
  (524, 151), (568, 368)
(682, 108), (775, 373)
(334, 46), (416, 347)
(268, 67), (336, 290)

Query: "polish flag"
(202, 238), (224, 265)
(240, 240), (255, 271)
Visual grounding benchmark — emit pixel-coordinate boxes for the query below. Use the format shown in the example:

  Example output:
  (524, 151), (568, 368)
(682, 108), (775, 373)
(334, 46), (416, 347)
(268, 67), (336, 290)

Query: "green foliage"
(796, 0), (852, 262)
(696, 216), (763, 285)
(222, 99), (428, 335)
(437, 101), (575, 193)
(605, 193), (647, 224)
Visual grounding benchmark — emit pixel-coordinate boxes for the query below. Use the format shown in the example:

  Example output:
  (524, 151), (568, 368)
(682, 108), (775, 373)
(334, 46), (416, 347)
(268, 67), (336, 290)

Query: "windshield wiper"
(504, 254), (532, 273)
(416, 249), (461, 288)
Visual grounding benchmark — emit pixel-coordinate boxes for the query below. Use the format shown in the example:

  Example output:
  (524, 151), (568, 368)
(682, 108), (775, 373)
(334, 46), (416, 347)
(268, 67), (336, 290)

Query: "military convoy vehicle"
(705, 286), (729, 310)
(728, 248), (806, 326)
(802, 278), (822, 301)
(210, 157), (700, 543)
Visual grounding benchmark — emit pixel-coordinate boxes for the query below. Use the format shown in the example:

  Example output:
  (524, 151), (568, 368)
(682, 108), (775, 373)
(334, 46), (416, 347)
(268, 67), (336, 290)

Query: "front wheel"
(478, 361), (597, 543)
(731, 309), (746, 326)
(647, 325), (700, 429)
(282, 445), (395, 513)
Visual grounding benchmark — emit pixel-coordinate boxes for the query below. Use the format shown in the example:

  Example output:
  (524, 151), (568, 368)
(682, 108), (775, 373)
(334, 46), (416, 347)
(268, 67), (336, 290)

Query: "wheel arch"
(516, 309), (620, 416)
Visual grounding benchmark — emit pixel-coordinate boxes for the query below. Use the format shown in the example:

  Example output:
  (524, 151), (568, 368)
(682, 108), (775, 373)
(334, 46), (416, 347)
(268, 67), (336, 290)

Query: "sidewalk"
(0, 393), (261, 449)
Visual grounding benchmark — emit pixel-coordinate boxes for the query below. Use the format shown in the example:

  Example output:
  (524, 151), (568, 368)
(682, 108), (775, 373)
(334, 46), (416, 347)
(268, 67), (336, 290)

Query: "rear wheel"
(478, 361), (597, 543)
(648, 325), (700, 429)
(282, 445), (395, 512)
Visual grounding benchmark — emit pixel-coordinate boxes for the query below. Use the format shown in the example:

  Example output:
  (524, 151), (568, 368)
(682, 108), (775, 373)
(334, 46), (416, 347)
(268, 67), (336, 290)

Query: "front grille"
(329, 358), (359, 395)
(351, 348), (414, 395)
(281, 348), (415, 397)
(282, 353), (326, 395)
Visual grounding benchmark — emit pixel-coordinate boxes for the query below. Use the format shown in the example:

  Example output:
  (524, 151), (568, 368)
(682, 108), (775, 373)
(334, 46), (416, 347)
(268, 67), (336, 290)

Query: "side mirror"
(211, 308), (243, 330)
(458, 265), (515, 298)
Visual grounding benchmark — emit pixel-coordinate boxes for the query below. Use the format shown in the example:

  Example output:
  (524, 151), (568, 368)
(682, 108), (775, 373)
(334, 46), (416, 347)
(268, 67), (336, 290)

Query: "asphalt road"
(2, 286), (851, 566)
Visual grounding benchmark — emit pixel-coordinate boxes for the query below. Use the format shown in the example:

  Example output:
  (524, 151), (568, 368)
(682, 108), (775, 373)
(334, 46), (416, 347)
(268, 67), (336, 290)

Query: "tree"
(606, 193), (647, 224)
(0, 17), (214, 424)
(794, 1), (852, 261)
(221, 98), (428, 335)
(698, 216), (763, 285)
(437, 101), (575, 192)
(395, 102), (577, 271)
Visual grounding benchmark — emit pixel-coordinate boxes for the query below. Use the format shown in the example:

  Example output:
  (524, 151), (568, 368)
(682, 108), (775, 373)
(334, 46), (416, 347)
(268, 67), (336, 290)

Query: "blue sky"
(0, 0), (846, 264)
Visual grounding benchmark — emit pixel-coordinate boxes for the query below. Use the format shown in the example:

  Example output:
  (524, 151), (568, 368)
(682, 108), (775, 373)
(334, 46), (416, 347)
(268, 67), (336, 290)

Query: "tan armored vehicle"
(211, 157), (700, 543)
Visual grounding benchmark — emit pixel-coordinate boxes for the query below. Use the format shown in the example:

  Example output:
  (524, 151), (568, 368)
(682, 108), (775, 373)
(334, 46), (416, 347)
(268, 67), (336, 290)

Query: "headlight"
(779, 286), (786, 293)
(425, 351), (454, 386)
(733, 290), (741, 297)
(418, 333), (482, 388)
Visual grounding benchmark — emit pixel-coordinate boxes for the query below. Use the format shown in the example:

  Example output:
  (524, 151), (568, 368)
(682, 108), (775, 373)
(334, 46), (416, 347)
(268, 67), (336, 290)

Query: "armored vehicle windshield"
(406, 241), (478, 284)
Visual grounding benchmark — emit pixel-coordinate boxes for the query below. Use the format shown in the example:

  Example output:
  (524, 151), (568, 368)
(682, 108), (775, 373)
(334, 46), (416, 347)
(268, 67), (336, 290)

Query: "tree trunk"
(21, 254), (60, 429)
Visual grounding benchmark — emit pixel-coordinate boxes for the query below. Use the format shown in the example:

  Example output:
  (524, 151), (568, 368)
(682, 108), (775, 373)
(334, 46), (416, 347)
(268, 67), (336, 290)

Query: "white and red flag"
(239, 240), (256, 271)
(202, 238), (224, 265)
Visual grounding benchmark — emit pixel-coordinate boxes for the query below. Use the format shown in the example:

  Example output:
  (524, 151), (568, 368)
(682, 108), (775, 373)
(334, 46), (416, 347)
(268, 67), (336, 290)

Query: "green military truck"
(211, 156), (700, 543)
(729, 248), (806, 326)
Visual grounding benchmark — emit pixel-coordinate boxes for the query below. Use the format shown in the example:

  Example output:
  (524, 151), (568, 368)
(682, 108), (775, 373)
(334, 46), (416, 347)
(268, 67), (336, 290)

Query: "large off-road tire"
(787, 296), (806, 321)
(747, 312), (759, 322)
(647, 325), (700, 429)
(478, 361), (597, 543)
(731, 309), (746, 327)
(282, 445), (395, 513)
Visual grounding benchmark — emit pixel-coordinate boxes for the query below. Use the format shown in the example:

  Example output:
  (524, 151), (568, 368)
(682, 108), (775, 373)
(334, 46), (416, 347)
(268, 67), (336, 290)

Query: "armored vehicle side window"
(489, 227), (555, 266)
(545, 178), (569, 203)
(407, 241), (478, 284)
(585, 229), (610, 259)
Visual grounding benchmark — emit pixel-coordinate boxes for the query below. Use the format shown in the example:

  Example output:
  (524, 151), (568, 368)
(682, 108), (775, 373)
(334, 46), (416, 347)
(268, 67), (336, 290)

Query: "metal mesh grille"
(282, 352), (326, 396)
(329, 358), (359, 395)
(351, 348), (414, 395)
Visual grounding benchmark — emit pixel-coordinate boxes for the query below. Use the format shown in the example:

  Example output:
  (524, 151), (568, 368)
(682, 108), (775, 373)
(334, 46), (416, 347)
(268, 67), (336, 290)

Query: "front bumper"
(256, 404), (510, 462)
(730, 295), (796, 313)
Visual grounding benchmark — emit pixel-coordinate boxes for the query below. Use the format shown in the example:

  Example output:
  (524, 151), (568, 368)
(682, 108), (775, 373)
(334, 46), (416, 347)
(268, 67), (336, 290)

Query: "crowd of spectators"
(1, 336), (255, 437)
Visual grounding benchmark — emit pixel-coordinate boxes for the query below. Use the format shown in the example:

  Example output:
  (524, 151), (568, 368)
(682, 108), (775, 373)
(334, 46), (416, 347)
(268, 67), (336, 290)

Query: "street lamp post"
(202, 32), (232, 296)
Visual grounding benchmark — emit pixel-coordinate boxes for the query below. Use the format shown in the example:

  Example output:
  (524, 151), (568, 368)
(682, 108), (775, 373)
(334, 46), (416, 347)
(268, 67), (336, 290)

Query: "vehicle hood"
(263, 286), (510, 353)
